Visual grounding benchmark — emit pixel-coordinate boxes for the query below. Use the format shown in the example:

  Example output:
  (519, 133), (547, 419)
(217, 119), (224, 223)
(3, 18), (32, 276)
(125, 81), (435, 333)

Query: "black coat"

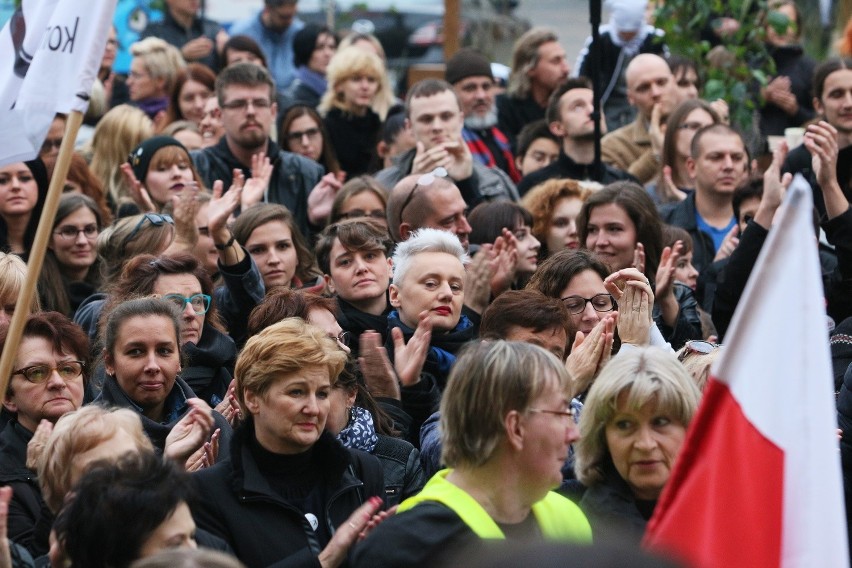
(323, 108), (381, 177)
(758, 44), (816, 138)
(516, 151), (635, 197)
(372, 434), (425, 507)
(579, 465), (653, 543)
(0, 421), (42, 552)
(191, 425), (385, 568)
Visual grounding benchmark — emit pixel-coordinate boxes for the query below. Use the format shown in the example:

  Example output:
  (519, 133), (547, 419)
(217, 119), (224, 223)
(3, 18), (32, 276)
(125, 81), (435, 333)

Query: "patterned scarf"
(336, 406), (379, 453)
(462, 127), (522, 182)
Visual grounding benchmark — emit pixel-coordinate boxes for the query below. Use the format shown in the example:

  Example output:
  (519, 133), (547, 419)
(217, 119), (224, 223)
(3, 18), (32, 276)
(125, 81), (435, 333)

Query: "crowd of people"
(1, 0), (852, 565)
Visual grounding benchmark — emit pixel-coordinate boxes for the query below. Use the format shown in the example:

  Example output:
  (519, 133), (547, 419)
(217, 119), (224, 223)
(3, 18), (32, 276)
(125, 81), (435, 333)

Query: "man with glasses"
(191, 63), (324, 238)
(375, 79), (518, 207)
(229, 0), (304, 93)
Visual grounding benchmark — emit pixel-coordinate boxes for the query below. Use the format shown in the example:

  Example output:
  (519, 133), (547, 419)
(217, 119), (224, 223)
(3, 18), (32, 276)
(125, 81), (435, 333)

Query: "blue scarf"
(336, 406), (378, 453)
(296, 66), (327, 98)
(388, 310), (474, 378)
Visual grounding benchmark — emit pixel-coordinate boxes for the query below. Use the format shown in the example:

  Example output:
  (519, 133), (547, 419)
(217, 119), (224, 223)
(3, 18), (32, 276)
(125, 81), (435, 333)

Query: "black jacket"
(191, 138), (324, 239)
(782, 143), (852, 220)
(0, 421), (42, 552)
(579, 465), (653, 544)
(496, 93), (546, 150)
(517, 151), (636, 196)
(652, 282), (703, 351)
(95, 374), (233, 458)
(659, 192), (720, 274)
(758, 44), (816, 138)
(141, 9), (222, 71)
(191, 425), (385, 568)
(323, 108), (381, 177)
(373, 434), (425, 507)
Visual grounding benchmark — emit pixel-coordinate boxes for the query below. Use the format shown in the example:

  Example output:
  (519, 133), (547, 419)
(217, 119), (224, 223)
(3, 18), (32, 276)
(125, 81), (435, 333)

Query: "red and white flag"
(0, 0), (116, 166)
(644, 177), (849, 568)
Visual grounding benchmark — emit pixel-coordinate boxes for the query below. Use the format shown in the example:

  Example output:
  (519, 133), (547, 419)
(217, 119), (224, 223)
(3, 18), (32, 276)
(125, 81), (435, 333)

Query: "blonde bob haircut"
(0, 252), (39, 313)
(130, 37), (186, 96)
(319, 46), (389, 115)
(440, 340), (570, 469)
(574, 347), (701, 487)
(235, 317), (347, 417)
(38, 405), (153, 513)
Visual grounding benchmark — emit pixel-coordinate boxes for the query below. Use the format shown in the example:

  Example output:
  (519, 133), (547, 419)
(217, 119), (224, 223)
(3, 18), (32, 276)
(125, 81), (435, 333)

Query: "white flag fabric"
(645, 175), (849, 568)
(0, 0), (117, 166)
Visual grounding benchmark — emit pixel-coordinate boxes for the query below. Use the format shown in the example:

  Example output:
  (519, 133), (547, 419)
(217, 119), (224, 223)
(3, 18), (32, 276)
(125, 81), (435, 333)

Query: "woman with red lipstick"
(0, 312), (89, 552)
(99, 254), (237, 410)
(96, 297), (232, 454)
(575, 347), (700, 541)
(469, 201), (541, 289)
(192, 318), (387, 568)
(387, 228), (479, 391)
(521, 178), (590, 260)
(577, 182), (702, 350)
(38, 194), (103, 317)
(320, 47), (389, 177)
(122, 136), (204, 216)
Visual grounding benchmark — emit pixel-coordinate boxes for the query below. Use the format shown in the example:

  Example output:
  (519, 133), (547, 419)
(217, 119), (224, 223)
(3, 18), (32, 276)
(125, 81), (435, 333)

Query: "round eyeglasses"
(162, 293), (211, 315)
(560, 293), (616, 315)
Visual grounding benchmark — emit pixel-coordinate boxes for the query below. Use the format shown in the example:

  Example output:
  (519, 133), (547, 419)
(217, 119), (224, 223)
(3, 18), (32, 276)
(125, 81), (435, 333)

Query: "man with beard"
(445, 49), (522, 183)
(191, 63), (330, 238)
(517, 77), (634, 196)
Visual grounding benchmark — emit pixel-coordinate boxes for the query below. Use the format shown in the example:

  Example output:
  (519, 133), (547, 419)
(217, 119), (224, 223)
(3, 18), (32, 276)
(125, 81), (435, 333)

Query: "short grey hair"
(574, 346), (701, 487)
(391, 227), (468, 286)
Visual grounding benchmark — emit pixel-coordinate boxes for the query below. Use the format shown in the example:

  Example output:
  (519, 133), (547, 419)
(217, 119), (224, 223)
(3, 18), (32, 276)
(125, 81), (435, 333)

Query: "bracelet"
(214, 233), (236, 251)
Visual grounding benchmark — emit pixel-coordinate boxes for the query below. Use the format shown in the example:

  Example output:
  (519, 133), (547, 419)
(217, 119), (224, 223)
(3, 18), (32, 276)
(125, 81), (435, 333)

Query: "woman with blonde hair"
(127, 37), (185, 127)
(338, 32), (396, 120)
(320, 47), (389, 177)
(574, 347), (700, 540)
(0, 252), (39, 328)
(87, 105), (154, 209)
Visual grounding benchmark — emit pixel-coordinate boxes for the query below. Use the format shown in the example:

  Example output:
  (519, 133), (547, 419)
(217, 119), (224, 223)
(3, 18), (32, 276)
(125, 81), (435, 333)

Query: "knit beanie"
(293, 24), (325, 69)
(445, 48), (493, 85)
(128, 136), (188, 182)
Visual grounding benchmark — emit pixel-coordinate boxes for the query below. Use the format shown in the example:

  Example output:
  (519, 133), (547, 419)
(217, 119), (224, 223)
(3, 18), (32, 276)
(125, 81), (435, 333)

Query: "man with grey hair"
(375, 79), (518, 206)
(229, 0), (304, 93)
(496, 27), (570, 148)
(601, 52), (680, 184)
(445, 48), (522, 183)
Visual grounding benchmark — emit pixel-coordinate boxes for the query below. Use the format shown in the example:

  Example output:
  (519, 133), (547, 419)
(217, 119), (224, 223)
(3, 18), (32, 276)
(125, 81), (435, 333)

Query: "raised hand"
(604, 268), (654, 346)
(463, 245), (492, 315)
(164, 398), (214, 466)
(120, 162), (156, 213)
(392, 311), (432, 387)
(565, 314), (616, 397)
(359, 330), (401, 399)
(241, 153), (273, 210)
(308, 172), (344, 225)
(712, 224), (739, 262)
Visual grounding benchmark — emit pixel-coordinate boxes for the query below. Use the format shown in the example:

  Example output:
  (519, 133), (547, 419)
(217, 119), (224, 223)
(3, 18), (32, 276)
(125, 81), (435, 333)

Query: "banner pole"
(0, 109), (83, 397)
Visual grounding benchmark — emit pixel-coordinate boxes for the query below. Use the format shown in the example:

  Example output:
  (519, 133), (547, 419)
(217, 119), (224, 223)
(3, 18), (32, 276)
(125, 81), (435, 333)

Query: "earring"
(347, 406), (355, 425)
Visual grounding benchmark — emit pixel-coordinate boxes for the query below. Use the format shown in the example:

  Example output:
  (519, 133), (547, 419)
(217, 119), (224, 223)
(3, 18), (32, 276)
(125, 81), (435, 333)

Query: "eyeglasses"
(54, 224), (98, 241)
(220, 98), (272, 111)
(286, 127), (321, 143)
(560, 293), (615, 315)
(339, 209), (386, 221)
(529, 406), (576, 421)
(332, 330), (351, 347)
(398, 166), (447, 222)
(123, 213), (174, 246)
(677, 340), (721, 362)
(162, 293), (211, 315)
(12, 361), (85, 383)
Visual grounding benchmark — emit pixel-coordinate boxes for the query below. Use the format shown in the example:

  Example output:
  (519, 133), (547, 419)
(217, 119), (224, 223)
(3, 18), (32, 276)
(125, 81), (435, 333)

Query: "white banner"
(0, 0), (117, 166)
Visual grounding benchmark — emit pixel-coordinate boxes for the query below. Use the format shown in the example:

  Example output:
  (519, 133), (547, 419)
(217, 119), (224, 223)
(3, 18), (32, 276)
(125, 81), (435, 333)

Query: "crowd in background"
(2, 0), (852, 565)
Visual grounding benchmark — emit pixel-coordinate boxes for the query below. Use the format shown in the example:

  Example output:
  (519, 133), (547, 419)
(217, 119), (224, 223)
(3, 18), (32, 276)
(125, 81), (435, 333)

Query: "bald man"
(600, 53), (680, 184)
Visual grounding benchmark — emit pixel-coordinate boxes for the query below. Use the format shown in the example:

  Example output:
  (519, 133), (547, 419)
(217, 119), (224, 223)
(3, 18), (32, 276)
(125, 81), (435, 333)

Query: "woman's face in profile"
(604, 392), (687, 500)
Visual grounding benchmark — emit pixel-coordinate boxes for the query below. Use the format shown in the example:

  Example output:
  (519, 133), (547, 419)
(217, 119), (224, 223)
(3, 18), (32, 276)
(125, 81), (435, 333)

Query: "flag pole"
(0, 109), (83, 397)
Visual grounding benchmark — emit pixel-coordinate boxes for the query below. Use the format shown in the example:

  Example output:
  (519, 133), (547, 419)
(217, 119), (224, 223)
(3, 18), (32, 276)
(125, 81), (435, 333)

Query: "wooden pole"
(0, 110), (83, 397)
(444, 0), (461, 61)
